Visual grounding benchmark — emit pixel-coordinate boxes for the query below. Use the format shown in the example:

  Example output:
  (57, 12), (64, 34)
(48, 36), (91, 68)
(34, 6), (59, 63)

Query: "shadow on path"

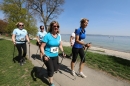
(31, 66), (49, 85)
(31, 54), (41, 60)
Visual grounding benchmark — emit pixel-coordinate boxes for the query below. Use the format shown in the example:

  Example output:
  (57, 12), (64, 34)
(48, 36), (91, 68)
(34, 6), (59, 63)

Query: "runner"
(36, 25), (47, 60)
(12, 22), (30, 66)
(40, 21), (66, 86)
(71, 18), (91, 78)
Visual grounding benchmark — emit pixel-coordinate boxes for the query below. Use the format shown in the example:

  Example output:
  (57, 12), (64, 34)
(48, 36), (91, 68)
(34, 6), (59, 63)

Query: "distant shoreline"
(62, 41), (130, 61)
(61, 34), (130, 37)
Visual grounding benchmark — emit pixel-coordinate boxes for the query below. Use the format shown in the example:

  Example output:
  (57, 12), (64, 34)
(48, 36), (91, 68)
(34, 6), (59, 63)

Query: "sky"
(0, 0), (130, 36)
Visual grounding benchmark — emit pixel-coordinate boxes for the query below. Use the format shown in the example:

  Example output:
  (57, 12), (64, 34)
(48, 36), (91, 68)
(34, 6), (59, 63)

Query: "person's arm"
(40, 42), (49, 61)
(12, 34), (16, 45)
(59, 41), (66, 56)
(75, 34), (85, 45)
(36, 36), (41, 45)
(26, 34), (30, 44)
(75, 35), (91, 48)
(70, 36), (73, 46)
(36, 36), (40, 42)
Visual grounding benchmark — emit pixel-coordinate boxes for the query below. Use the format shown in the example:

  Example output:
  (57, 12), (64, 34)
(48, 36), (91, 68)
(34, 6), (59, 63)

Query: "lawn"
(30, 40), (130, 81)
(62, 46), (130, 81)
(0, 39), (47, 86)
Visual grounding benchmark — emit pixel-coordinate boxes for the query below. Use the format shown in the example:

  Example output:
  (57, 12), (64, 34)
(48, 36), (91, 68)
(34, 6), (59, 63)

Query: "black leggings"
(72, 47), (85, 63)
(16, 43), (27, 60)
(43, 56), (59, 77)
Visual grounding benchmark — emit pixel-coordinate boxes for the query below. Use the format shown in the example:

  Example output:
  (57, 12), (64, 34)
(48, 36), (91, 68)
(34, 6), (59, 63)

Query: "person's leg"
(78, 48), (86, 78)
(21, 43), (27, 63)
(16, 44), (23, 65)
(43, 58), (54, 84)
(71, 47), (78, 76)
(52, 56), (59, 72)
(70, 45), (73, 59)
(79, 48), (85, 72)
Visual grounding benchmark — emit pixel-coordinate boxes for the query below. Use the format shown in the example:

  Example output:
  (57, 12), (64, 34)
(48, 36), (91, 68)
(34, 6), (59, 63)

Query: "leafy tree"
(26, 0), (65, 31)
(0, 0), (38, 36)
(0, 19), (8, 34)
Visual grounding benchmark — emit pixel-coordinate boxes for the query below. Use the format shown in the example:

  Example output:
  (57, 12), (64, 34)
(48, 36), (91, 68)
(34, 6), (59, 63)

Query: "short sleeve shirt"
(73, 27), (86, 48)
(37, 31), (47, 42)
(71, 32), (75, 44)
(12, 28), (27, 44)
(42, 33), (61, 57)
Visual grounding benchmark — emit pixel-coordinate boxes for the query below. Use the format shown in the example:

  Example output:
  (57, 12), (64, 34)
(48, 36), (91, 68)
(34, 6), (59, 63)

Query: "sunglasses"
(54, 28), (59, 30)
(53, 25), (59, 28)
(19, 25), (24, 26)
(40, 28), (44, 29)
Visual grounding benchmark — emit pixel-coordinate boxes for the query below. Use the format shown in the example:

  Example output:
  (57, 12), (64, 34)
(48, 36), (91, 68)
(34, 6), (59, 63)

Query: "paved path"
(26, 43), (130, 86)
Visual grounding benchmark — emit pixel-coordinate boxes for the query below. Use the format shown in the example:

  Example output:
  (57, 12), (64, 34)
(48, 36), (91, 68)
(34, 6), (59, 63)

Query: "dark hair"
(48, 21), (60, 34)
(40, 25), (44, 29)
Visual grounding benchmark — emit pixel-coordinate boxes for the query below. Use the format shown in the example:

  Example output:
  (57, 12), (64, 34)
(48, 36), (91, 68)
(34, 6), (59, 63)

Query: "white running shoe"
(71, 70), (76, 76)
(78, 72), (87, 78)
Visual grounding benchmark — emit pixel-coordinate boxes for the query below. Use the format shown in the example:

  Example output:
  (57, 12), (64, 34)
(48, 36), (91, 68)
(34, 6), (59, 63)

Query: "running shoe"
(20, 60), (23, 66)
(78, 72), (87, 78)
(22, 58), (26, 64)
(71, 70), (76, 76)
(49, 83), (55, 86)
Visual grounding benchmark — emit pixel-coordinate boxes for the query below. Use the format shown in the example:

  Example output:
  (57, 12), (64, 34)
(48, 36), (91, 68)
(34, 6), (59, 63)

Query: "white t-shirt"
(71, 32), (75, 44)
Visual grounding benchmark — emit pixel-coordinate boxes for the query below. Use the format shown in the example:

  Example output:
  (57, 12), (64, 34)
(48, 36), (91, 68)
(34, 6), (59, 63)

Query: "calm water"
(61, 34), (130, 53)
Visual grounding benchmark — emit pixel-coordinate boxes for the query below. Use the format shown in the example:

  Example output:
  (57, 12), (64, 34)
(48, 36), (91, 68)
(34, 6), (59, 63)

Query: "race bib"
(50, 47), (58, 53)
(20, 38), (25, 41)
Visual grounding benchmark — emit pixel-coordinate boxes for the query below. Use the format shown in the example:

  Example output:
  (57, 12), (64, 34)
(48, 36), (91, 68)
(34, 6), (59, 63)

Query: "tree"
(0, 19), (8, 34)
(0, 0), (38, 36)
(26, 0), (65, 31)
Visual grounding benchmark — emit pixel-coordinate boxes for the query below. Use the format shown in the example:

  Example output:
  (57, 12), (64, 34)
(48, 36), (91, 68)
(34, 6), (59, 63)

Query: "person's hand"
(13, 42), (16, 45)
(28, 41), (30, 45)
(39, 42), (41, 45)
(62, 52), (66, 57)
(43, 55), (49, 61)
(85, 43), (91, 48)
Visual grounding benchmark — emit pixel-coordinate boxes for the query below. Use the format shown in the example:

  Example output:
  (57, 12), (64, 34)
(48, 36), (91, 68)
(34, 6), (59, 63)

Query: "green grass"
(0, 39), (47, 86)
(30, 41), (130, 81)
(30, 40), (37, 45)
(63, 46), (130, 81)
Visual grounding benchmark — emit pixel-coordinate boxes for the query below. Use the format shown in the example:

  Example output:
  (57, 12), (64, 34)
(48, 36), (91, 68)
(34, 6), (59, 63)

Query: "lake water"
(61, 34), (130, 53)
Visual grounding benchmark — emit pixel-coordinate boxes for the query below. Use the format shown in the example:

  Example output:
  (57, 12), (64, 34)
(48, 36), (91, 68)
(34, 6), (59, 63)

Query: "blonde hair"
(16, 22), (24, 27)
(80, 18), (89, 25)
(48, 21), (60, 34)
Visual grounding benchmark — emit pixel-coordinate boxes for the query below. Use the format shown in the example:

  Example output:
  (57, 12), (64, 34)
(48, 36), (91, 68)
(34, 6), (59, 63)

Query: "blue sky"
(0, 0), (130, 36)
(57, 0), (130, 36)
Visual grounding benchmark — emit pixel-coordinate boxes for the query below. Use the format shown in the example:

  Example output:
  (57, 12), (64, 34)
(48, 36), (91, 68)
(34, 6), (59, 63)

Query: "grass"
(63, 46), (130, 81)
(0, 39), (47, 86)
(30, 40), (37, 45)
(30, 40), (130, 81)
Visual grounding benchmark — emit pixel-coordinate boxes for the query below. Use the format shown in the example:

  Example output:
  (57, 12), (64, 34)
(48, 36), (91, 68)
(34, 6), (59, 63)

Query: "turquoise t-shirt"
(42, 33), (61, 57)
(73, 27), (86, 48)
(12, 28), (27, 44)
(37, 31), (47, 42)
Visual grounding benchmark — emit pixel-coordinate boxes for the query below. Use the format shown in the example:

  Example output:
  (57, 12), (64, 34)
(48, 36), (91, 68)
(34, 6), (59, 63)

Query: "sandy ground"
(62, 41), (130, 60)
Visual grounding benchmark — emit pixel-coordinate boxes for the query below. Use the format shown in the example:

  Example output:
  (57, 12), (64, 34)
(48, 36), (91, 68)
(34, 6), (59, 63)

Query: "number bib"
(20, 38), (25, 41)
(50, 47), (58, 53)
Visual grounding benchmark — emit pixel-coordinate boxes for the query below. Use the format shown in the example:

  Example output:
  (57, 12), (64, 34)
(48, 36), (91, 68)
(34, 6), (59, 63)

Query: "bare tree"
(26, 0), (65, 31)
